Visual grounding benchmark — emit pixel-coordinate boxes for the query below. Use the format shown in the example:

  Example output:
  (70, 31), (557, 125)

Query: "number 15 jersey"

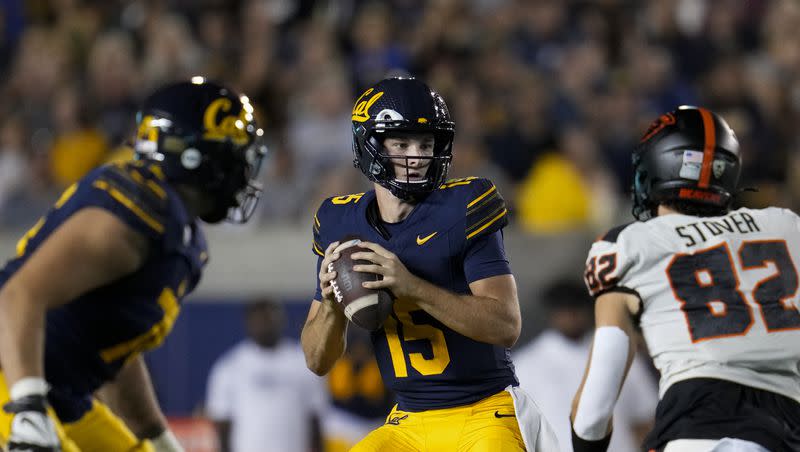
(585, 207), (800, 404)
(312, 178), (518, 411)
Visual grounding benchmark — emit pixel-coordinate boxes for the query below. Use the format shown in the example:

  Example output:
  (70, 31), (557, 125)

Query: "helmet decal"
(639, 112), (676, 143)
(352, 88), (384, 122)
(374, 109), (405, 123)
(696, 107), (716, 189)
(202, 97), (251, 145)
(713, 159), (726, 179)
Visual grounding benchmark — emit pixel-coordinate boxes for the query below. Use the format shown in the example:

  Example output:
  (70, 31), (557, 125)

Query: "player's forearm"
(409, 277), (520, 347)
(301, 299), (348, 375)
(0, 283), (47, 385)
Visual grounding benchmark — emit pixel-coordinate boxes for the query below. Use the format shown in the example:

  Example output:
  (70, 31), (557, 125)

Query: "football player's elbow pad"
(572, 326), (629, 441)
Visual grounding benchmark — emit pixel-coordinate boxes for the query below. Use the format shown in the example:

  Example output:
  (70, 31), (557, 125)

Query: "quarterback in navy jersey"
(301, 77), (558, 451)
(0, 80), (266, 452)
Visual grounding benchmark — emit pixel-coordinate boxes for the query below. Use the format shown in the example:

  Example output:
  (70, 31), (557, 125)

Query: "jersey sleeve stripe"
(108, 165), (168, 205)
(467, 208), (507, 239)
(127, 167), (167, 200)
(467, 184), (496, 208)
(145, 180), (167, 200)
(312, 240), (324, 256)
(92, 180), (166, 234)
(54, 183), (79, 209)
(467, 191), (498, 216)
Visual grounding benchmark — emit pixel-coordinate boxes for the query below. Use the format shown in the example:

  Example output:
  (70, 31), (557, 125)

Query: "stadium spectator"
(206, 298), (326, 452)
(514, 279), (658, 452)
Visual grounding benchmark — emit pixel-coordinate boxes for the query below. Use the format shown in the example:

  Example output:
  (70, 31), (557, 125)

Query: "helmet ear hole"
(180, 148), (202, 170)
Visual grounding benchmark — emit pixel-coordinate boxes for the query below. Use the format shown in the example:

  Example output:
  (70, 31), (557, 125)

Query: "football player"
(301, 76), (558, 451)
(570, 106), (800, 452)
(0, 79), (266, 452)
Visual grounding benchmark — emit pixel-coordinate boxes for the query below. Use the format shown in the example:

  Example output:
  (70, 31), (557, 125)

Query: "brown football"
(329, 240), (394, 331)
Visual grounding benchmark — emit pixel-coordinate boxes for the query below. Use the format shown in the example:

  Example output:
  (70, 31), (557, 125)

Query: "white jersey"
(584, 207), (800, 403)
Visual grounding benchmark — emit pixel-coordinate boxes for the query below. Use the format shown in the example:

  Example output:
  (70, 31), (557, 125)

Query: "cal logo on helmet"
(352, 88), (384, 122)
(203, 98), (251, 145)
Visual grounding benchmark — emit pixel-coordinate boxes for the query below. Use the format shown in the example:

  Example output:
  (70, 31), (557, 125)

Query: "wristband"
(571, 425), (611, 452)
(150, 429), (183, 452)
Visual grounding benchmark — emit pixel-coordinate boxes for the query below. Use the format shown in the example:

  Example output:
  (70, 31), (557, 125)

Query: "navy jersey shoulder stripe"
(597, 222), (635, 243)
(312, 211), (324, 257)
(311, 193), (366, 256)
(92, 164), (170, 235)
(465, 179), (508, 240)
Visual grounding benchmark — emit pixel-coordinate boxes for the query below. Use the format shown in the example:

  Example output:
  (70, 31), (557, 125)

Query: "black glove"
(3, 394), (61, 452)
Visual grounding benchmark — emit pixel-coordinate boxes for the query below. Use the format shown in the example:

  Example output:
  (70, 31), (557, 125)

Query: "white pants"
(663, 438), (771, 452)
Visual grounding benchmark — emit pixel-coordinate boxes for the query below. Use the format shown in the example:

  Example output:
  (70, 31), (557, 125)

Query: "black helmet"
(632, 106), (741, 220)
(134, 78), (267, 223)
(351, 76), (455, 201)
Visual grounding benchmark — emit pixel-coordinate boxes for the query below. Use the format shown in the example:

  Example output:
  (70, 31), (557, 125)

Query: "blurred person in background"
(206, 298), (326, 452)
(87, 30), (140, 147)
(0, 79), (266, 452)
(573, 106), (800, 452)
(323, 327), (394, 452)
(513, 280), (657, 452)
(0, 0), (797, 228)
(516, 125), (619, 234)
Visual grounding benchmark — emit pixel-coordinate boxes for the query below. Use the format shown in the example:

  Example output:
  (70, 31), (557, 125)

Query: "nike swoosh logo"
(416, 232), (437, 245)
(494, 411), (515, 418)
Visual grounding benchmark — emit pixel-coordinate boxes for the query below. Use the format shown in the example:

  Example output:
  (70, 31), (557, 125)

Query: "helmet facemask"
(197, 136), (267, 224)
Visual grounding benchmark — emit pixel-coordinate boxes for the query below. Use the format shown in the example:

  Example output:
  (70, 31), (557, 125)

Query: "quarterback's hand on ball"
(4, 395), (61, 452)
(318, 241), (341, 305)
(352, 242), (418, 299)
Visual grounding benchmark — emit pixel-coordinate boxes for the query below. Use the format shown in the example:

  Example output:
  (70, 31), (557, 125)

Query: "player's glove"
(3, 394), (61, 452)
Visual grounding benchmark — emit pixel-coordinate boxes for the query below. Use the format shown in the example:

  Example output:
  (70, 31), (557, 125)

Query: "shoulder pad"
(312, 192), (367, 256)
(87, 163), (170, 238)
(596, 222), (635, 244)
(454, 178), (508, 241)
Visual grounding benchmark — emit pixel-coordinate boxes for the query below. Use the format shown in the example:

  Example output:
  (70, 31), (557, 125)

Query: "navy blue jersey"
(312, 177), (518, 411)
(0, 162), (207, 409)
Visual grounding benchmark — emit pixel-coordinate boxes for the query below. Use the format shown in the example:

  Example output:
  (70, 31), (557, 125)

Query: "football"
(329, 240), (394, 331)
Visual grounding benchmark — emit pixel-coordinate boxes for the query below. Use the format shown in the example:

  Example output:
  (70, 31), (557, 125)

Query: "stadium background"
(0, 0), (798, 449)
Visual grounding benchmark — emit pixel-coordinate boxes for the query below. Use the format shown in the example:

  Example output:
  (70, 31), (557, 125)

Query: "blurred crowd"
(1, 0), (799, 233)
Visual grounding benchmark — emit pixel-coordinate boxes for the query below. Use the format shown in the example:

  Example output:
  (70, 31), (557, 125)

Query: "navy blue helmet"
(134, 78), (267, 223)
(351, 77), (455, 201)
